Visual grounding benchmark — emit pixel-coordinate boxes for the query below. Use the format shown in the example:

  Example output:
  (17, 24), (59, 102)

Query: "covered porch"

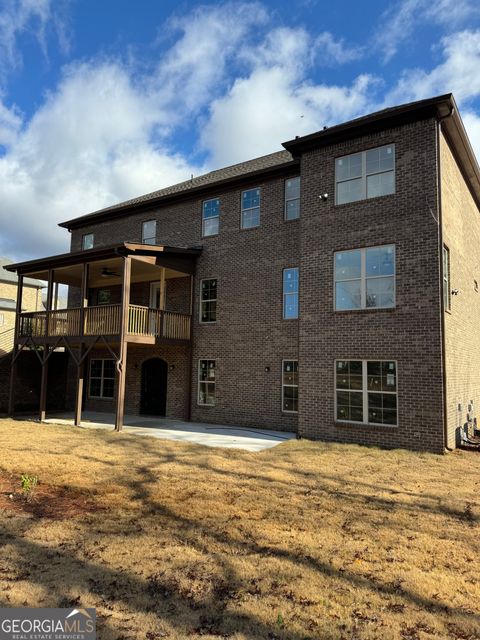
(5, 242), (201, 431)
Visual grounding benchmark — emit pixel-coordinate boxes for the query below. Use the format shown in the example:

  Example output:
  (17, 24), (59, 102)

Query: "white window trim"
(202, 198), (220, 237)
(283, 267), (299, 320)
(335, 144), (395, 205)
(198, 359), (216, 406)
(82, 233), (94, 250)
(282, 359), (298, 414)
(334, 244), (396, 311)
(142, 220), (157, 245)
(199, 277), (217, 324)
(241, 188), (261, 229)
(88, 358), (115, 400)
(334, 359), (398, 427)
(284, 176), (300, 221)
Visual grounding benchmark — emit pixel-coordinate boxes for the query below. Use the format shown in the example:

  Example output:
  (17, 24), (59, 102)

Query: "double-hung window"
(202, 199), (220, 236)
(335, 360), (397, 425)
(283, 268), (299, 319)
(336, 144), (395, 205)
(82, 233), (94, 250)
(285, 177), (300, 220)
(241, 188), (260, 229)
(89, 359), (115, 399)
(198, 360), (216, 405)
(443, 245), (451, 311)
(335, 245), (395, 310)
(142, 220), (156, 245)
(200, 278), (217, 323)
(282, 360), (298, 412)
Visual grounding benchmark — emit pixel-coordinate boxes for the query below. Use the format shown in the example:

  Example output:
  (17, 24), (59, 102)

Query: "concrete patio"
(42, 411), (296, 452)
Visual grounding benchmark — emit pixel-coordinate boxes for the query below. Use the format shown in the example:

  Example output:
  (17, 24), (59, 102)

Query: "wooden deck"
(18, 304), (191, 343)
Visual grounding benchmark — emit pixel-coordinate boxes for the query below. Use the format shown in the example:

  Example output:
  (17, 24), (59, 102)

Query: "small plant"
(276, 612), (284, 628)
(21, 474), (38, 502)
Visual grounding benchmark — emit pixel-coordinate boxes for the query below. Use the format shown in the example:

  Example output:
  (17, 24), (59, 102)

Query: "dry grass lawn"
(0, 418), (480, 640)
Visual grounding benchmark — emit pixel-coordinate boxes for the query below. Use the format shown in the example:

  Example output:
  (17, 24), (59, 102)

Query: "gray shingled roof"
(61, 150), (294, 224)
(0, 257), (44, 287)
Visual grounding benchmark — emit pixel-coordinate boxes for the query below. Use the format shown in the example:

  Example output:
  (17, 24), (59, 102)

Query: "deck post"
(115, 256), (131, 432)
(74, 264), (89, 426)
(39, 270), (54, 422)
(8, 274), (23, 417)
(38, 348), (49, 422)
(186, 274), (194, 421)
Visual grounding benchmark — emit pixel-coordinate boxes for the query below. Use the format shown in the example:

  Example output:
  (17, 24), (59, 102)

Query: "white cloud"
(386, 30), (480, 105)
(0, 61), (203, 260)
(0, 0), (70, 81)
(152, 2), (269, 123)
(314, 32), (363, 65)
(462, 111), (480, 165)
(376, 0), (480, 62)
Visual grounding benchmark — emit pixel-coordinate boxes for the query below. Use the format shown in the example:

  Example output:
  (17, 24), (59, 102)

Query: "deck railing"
(18, 305), (191, 342)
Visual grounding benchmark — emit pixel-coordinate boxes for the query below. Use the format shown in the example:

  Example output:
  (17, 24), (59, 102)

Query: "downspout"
(436, 105), (454, 451)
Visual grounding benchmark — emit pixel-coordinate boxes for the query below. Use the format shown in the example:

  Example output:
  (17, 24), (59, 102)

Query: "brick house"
(0, 258), (43, 356)
(4, 93), (480, 453)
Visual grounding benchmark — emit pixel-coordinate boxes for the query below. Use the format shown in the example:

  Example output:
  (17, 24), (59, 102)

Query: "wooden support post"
(8, 275), (24, 417)
(38, 349), (49, 422)
(115, 256), (131, 432)
(160, 267), (166, 310)
(186, 274), (194, 422)
(74, 349), (85, 427)
(39, 269), (54, 422)
(74, 264), (89, 426)
(54, 282), (59, 310)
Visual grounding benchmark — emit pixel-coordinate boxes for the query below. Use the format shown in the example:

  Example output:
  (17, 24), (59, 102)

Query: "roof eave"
(282, 94), (454, 154)
(59, 159), (300, 231)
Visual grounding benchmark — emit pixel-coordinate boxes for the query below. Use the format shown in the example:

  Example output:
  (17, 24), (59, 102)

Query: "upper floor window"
(443, 245), (451, 312)
(142, 220), (156, 245)
(241, 188), (260, 229)
(200, 278), (217, 323)
(335, 144), (395, 205)
(0, 313), (4, 326)
(202, 199), (220, 237)
(283, 268), (299, 319)
(285, 177), (300, 221)
(82, 233), (94, 250)
(336, 360), (397, 426)
(198, 359), (216, 406)
(335, 245), (395, 311)
(89, 359), (115, 399)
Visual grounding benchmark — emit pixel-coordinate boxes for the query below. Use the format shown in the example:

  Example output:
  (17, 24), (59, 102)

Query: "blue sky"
(1, 0), (480, 261)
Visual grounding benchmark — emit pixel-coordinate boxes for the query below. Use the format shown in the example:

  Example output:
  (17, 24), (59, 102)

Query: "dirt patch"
(0, 469), (100, 519)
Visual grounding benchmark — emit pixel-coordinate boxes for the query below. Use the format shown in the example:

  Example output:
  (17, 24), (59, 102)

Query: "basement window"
(89, 359), (115, 399)
(198, 360), (216, 406)
(282, 360), (298, 413)
(335, 360), (397, 426)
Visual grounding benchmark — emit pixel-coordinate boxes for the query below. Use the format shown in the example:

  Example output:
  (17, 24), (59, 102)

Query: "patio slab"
(42, 411), (296, 452)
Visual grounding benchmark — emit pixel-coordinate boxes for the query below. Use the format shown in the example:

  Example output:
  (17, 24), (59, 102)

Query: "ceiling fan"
(100, 267), (120, 278)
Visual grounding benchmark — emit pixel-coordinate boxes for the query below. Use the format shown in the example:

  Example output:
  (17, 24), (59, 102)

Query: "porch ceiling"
(4, 242), (202, 285)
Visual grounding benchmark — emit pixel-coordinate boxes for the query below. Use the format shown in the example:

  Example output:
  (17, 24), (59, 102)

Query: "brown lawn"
(0, 418), (479, 640)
